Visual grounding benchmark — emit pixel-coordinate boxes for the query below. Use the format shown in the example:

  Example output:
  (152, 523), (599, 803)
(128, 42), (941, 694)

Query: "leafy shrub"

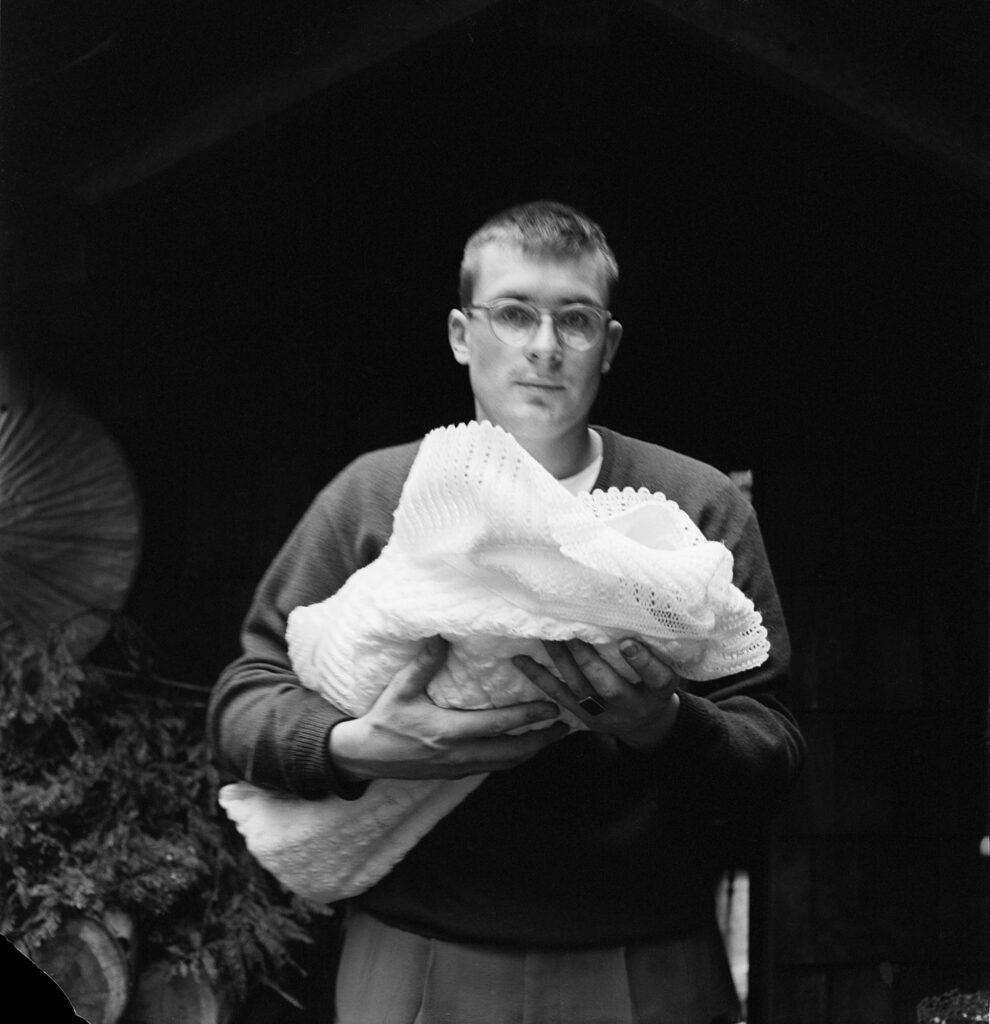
(0, 619), (328, 1004)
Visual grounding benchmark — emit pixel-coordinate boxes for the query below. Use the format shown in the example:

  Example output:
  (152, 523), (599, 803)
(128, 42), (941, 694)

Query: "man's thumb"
(391, 635), (448, 696)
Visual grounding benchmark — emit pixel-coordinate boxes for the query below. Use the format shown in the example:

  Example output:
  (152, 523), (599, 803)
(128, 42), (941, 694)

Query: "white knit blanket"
(219, 422), (769, 903)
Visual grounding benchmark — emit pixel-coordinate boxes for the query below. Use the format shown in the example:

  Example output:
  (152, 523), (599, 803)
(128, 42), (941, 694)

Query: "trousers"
(334, 910), (741, 1024)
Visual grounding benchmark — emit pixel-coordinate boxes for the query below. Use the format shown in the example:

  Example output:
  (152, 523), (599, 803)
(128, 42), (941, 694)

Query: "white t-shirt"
(558, 430), (603, 494)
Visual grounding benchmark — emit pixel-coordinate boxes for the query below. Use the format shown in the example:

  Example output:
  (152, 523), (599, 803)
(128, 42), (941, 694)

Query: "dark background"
(3, 1), (988, 1020)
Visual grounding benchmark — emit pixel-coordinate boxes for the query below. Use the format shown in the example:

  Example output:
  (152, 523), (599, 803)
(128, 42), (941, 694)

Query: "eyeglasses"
(463, 299), (611, 352)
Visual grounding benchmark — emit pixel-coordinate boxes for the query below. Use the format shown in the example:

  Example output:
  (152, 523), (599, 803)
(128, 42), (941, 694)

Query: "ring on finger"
(578, 695), (606, 716)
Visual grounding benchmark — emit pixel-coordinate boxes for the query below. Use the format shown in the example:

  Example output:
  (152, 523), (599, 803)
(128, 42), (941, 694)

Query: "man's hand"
(512, 638), (680, 751)
(329, 636), (569, 782)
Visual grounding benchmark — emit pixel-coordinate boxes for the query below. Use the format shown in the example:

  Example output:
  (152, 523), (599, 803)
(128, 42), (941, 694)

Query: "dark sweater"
(207, 425), (805, 947)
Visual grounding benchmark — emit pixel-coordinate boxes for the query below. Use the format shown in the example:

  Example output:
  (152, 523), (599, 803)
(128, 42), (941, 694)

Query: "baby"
(220, 423), (768, 904)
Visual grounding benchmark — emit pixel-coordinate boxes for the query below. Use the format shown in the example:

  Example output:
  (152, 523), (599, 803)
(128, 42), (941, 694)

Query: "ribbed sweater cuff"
(290, 705), (369, 801)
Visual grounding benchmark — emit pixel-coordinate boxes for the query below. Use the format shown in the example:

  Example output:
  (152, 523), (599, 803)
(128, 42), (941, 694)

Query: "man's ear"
(448, 309), (471, 365)
(601, 319), (622, 373)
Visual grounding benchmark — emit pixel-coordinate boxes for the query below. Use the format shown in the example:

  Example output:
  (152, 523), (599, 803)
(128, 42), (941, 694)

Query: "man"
(208, 201), (805, 1024)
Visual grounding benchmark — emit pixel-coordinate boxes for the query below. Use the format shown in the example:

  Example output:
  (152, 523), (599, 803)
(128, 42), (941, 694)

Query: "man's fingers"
(386, 638), (562, 738)
(560, 639), (628, 700)
(449, 699), (562, 739)
(447, 721), (571, 775)
(537, 639), (627, 704)
(516, 639), (677, 711)
(485, 720), (571, 769)
(618, 639), (676, 693)
(387, 635), (449, 698)
(512, 653), (575, 707)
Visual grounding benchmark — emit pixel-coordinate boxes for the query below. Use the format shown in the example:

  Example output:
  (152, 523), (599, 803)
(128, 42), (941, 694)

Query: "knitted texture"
(218, 773), (484, 904)
(219, 422), (770, 903)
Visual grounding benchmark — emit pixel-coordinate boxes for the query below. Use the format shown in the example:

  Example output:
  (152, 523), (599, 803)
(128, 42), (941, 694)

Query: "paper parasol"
(0, 351), (142, 658)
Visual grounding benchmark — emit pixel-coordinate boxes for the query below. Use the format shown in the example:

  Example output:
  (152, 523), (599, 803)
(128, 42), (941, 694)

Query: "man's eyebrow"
(491, 291), (602, 305)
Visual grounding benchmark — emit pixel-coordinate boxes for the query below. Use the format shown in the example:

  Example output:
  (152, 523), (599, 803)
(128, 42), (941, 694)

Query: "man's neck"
(512, 426), (600, 480)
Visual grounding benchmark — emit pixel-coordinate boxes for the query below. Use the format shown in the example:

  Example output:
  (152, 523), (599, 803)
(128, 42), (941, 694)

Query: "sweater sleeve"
(206, 450), (410, 800)
(648, 482), (805, 823)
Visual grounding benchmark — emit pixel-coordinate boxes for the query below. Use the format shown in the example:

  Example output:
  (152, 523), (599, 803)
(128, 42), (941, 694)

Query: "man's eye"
(557, 309), (595, 333)
(495, 304), (538, 328)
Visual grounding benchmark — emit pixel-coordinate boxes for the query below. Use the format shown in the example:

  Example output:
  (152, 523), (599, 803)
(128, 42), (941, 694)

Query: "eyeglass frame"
(462, 299), (613, 352)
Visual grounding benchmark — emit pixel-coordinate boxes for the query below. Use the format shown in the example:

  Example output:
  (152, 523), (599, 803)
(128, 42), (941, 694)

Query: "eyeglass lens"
(488, 301), (604, 349)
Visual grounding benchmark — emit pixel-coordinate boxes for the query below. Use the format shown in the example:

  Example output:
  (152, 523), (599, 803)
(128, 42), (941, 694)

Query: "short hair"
(458, 201), (619, 306)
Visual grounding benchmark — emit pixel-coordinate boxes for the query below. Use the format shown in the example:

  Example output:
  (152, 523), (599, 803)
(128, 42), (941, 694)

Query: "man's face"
(448, 243), (622, 449)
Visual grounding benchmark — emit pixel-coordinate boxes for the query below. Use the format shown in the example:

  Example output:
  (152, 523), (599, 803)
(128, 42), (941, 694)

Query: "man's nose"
(526, 312), (562, 360)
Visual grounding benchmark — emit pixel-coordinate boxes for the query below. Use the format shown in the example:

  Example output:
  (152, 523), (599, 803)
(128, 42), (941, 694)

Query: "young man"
(207, 202), (805, 1024)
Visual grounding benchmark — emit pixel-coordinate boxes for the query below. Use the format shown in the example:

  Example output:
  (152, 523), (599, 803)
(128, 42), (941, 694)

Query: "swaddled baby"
(219, 423), (769, 904)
